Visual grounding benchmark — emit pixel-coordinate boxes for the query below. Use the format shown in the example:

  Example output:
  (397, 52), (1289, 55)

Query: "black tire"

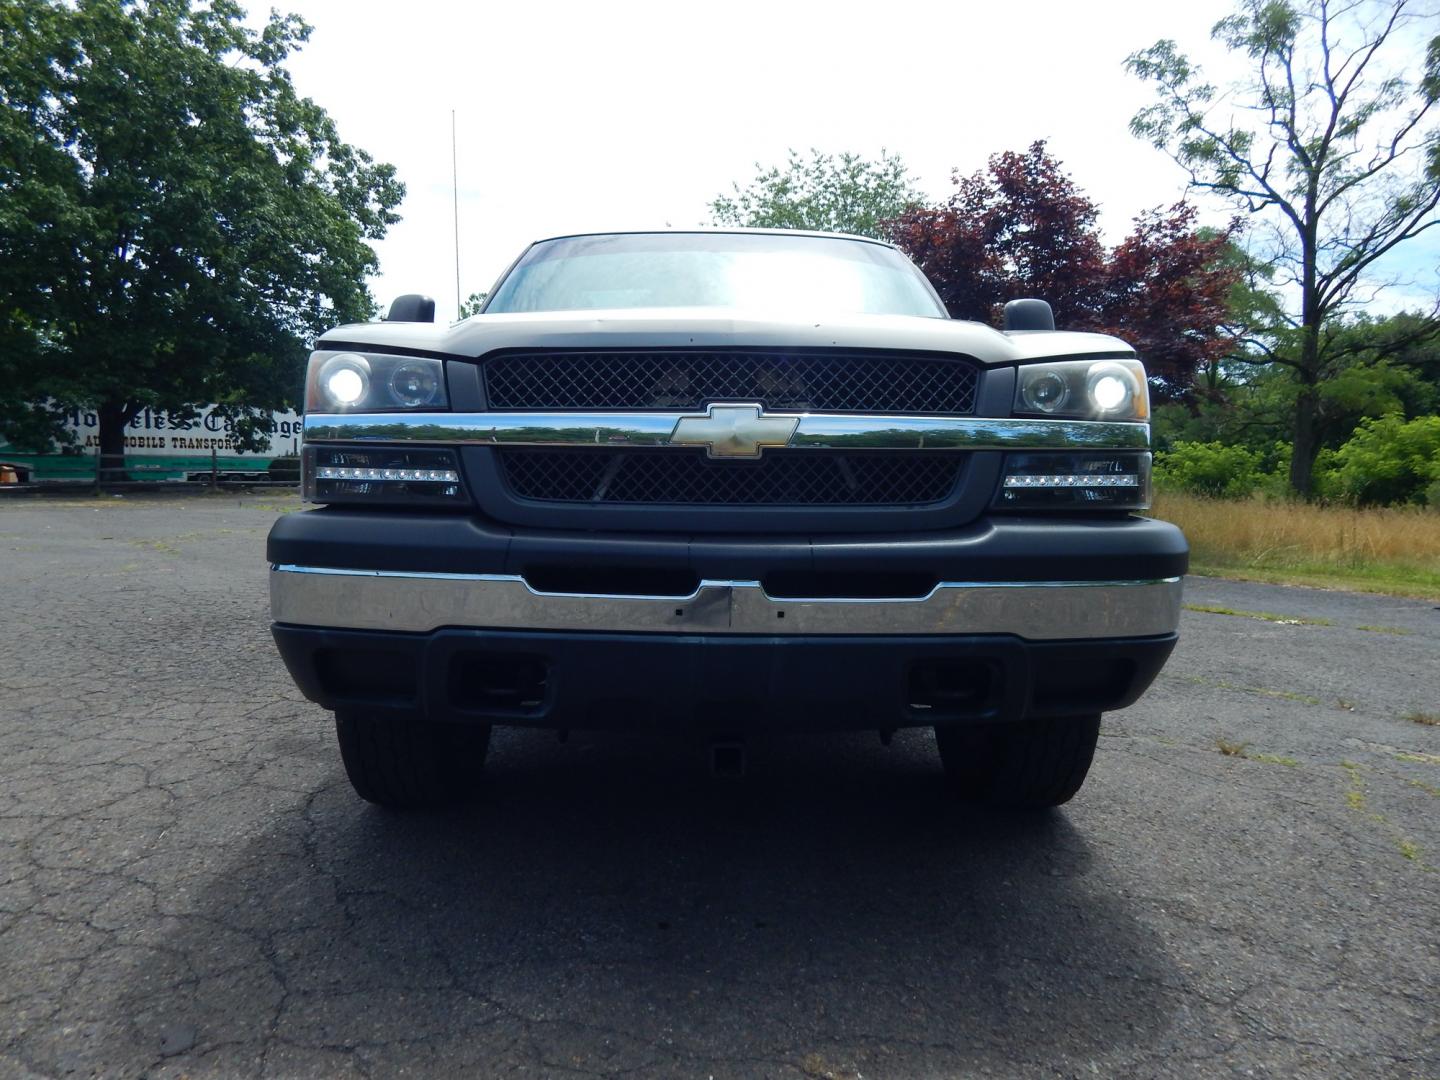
(334, 710), (491, 809)
(935, 715), (1101, 809)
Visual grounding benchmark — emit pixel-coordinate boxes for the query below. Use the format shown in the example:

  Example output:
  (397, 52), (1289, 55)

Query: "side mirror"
(1003, 298), (1055, 332)
(385, 294), (436, 322)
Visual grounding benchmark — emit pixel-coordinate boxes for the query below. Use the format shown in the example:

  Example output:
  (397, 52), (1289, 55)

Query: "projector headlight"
(1015, 358), (1149, 421)
(316, 354), (370, 408)
(305, 351), (449, 413)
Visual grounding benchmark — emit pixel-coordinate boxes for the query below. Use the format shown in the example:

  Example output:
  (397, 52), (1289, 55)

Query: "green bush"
(1154, 441), (1265, 498)
(1325, 415), (1440, 507)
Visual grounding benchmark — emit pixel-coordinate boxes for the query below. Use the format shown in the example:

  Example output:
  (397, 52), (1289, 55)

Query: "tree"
(0, 0), (404, 461)
(710, 149), (922, 239)
(886, 142), (1240, 399)
(457, 291), (488, 320)
(1127, 0), (1440, 494)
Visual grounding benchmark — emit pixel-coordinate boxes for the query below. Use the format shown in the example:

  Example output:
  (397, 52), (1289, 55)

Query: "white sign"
(63, 406), (302, 457)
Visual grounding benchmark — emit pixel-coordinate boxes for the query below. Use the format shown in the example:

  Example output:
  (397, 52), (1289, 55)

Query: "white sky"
(272, 0), (1437, 322)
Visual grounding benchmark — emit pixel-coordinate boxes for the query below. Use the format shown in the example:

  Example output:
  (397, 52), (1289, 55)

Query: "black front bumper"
(271, 624), (1178, 732)
(268, 509), (1185, 732)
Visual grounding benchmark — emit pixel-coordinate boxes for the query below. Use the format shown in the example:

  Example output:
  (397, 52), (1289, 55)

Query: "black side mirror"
(1003, 298), (1055, 332)
(385, 294), (436, 322)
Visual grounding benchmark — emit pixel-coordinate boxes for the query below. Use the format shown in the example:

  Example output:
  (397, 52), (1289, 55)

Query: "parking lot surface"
(1, 493), (1437, 1078)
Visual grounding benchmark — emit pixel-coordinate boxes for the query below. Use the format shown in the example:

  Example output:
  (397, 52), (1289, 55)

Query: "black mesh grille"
(483, 350), (978, 414)
(498, 448), (964, 506)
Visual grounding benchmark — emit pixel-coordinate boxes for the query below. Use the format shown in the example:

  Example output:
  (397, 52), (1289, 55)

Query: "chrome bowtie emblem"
(669, 403), (800, 459)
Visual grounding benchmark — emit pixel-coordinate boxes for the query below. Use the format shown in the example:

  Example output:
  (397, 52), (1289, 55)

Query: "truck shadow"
(132, 728), (1181, 1074)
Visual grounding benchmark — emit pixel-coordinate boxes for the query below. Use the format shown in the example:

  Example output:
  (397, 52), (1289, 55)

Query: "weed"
(1396, 751), (1440, 765)
(1405, 711), (1439, 727)
(1183, 603), (1332, 626)
(1335, 698), (1356, 711)
(1248, 752), (1300, 767)
(1215, 737), (1250, 757)
(1337, 764), (1435, 869)
(1252, 687), (1323, 705)
(1357, 624), (1413, 636)
(1176, 672), (1322, 706)
(1340, 761), (1368, 811)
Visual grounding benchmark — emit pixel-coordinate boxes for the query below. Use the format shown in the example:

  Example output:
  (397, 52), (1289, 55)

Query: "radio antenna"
(452, 108), (461, 318)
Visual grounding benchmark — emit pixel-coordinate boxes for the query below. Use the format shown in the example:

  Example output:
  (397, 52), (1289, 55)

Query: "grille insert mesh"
(483, 350), (978, 414)
(498, 448), (964, 506)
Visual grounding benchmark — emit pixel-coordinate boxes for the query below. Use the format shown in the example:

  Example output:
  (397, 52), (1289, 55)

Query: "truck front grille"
(483, 350), (979, 414)
(498, 448), (965, 506)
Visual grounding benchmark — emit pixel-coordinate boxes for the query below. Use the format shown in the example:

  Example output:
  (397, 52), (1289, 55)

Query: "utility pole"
(452, 108), (461, 318)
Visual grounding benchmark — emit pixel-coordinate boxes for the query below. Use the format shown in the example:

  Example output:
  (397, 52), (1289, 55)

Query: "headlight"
(304, 351), (449, 413)
(318, 354), (370, 407)
(1015, 358), (1149, 421)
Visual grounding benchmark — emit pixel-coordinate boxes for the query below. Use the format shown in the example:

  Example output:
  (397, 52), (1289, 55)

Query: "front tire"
(335, 709), (491, 809)
(935, 715), (1100, 808)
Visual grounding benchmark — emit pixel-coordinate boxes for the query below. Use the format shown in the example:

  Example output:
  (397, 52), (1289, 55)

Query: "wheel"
(935, 715), (1101, 808)
(334, 709), (491, 808)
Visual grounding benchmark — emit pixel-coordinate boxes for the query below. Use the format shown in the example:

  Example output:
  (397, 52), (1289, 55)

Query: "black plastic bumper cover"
(271, 624), (1178, 732)
(267, 510), (1189, 585)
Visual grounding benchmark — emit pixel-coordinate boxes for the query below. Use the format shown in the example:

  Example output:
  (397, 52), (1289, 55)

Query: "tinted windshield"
(485, 232), (946, 318)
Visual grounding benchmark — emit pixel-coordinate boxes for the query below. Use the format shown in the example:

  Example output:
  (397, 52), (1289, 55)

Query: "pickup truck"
(268, 229), (1186, 809)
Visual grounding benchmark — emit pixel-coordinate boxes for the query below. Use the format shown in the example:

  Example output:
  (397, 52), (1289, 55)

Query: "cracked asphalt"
(1, 492), (1437, 1078)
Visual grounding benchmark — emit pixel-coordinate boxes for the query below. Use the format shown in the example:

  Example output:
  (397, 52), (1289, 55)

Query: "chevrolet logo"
(669, 403), (800, 459)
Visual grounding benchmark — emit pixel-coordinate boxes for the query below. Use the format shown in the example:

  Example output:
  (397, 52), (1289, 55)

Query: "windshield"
(484, 232), (947, 318)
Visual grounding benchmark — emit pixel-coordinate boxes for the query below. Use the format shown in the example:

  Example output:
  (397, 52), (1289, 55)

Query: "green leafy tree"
(1155, 310), (1440, 468)
(1324, 413), (1440, 504)
(457, 291), (488, 320)
(1127, 0), (1440, 495)
(0, 0), (404, 460)
(710, 149), (922, 239)
(1155, 440), (1268, 497)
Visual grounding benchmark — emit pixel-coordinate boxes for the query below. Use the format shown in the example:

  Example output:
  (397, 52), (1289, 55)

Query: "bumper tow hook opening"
(709, 738), (746, 781)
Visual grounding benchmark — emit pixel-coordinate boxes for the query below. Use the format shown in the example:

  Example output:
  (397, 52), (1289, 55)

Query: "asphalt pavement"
(1, 493), (1436, 1078)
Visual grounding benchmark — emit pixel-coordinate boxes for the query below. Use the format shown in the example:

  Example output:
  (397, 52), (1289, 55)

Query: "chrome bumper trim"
(303, 412), (1151, 452)
(270, 566), (1183, 639)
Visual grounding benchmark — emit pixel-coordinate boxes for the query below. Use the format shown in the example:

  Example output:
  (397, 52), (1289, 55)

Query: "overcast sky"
(271, 0), (1436, 322)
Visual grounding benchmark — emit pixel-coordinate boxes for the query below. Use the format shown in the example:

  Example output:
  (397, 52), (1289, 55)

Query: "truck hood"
(317, 307), (1134, 366)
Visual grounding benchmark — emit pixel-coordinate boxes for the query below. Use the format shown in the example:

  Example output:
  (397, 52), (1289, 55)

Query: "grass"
(1183, 603), (1332, 626)
(1177, 672), (1323, 707)
(1405, 711), (1439, 727)
(1214, 737), (1300, 766)
(1149, 492), (1440, 600)
(1357, 624), (1413, 636)
(1339, 762), (1430, 870)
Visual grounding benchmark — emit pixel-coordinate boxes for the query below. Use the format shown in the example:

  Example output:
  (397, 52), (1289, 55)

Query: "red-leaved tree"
(886, 142), (1239, 400)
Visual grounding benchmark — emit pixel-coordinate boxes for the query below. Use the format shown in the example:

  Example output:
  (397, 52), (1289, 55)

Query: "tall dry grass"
(1149, 492), (1440, 595)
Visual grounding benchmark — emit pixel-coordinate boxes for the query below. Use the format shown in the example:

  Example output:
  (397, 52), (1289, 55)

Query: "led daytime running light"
(316, 466), (459, 482)
(1003, 474), (1139, 488)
